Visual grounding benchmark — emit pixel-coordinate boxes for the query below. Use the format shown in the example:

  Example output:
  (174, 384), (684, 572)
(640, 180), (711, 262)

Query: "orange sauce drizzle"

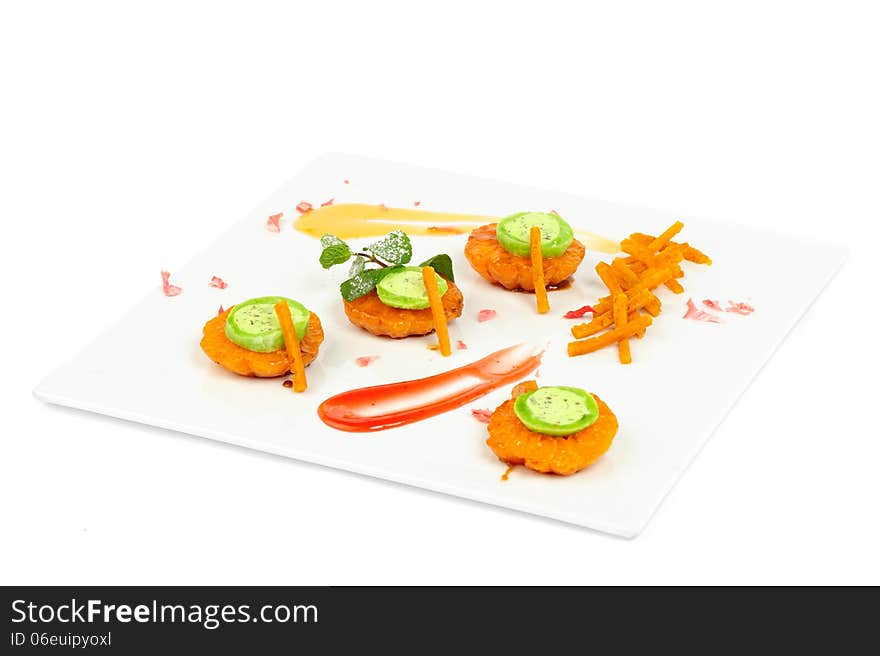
(293, 203), (620, 254)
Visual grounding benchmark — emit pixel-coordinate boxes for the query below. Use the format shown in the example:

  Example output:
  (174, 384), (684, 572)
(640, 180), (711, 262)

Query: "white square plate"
(34, 154), (846, 537)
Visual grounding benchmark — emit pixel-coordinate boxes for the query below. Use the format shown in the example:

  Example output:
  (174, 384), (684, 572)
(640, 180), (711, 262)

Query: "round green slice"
(514, 386), (599, 436)
(225, 296), (310, 353)
(496, 211), (575, 258)
(376, 267), (448, 310)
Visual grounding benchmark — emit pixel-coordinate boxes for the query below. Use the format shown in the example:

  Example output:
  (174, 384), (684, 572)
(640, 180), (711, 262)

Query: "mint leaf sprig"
(318, 230), (455, 302)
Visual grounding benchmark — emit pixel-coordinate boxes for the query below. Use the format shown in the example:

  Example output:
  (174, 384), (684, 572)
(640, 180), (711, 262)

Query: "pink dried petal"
(471, 408), (493, 424)
(343, 179), (350, 184)
(355, 355), (380, 367)
(414, 201), (421, 207)
(296, 202), (313, 213)
(726, 301), (755, 315)
(456, 340), (468, 350)
(218, 305), (225, 315)
(550, 209), (560, 216)
(321, 198), (335, 207)
(477, 309), (497, 322)
(160, 271), (182, 297)
(265, 213), (282, 232)
(702, 299), (723, 311)
(683, 298), (721, 323)
(209, 276), (228, 289)
(564, 305), (594, 319)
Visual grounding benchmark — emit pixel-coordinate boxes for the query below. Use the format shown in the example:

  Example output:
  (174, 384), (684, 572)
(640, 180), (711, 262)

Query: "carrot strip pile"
(274, 301), (307, 392)
(529, 226), (550, 314)
(567, 221), (711, 362)
(422, 266), (451, 356)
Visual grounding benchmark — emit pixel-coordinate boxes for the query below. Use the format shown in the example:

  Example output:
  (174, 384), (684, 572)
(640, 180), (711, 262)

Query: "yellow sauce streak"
(293, 203), (620, 254)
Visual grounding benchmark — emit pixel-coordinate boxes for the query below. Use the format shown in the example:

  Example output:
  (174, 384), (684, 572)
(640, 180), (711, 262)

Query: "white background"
(1, 1), (877, 585)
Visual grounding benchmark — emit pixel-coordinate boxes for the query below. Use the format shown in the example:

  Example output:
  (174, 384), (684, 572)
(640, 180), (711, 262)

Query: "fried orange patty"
(486, 381), (618, 475)
(200, 308), (324, 377)
(464, 223), (586, 291)
(342, 278), (464, 338)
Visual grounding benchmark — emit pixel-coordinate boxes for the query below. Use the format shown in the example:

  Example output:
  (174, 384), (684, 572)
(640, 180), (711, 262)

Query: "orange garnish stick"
(274, 301), (307, 392)
(611, 258), (640, 288)
(648, 221), (684, 251)
(572, 288), (655, 338)
(568, 314), (653, 357)
(530, 226), (550, 314)
(612, 293), (632, 364)
(422, 266), (451, 356)
(595, 262), (622, 295)
(664, 278), (685, 294)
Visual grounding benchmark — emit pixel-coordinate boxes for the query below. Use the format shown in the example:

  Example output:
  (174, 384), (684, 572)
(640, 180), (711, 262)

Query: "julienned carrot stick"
(594, 286), (662, 318)
(649, 221), (684, 251)
(664, 278), (684, 294)
(568, 314), (653, 357)
(612, 293), (632, 364)
(422, 266), (451, 356)
(529, 226), (549, 314)
(274, 301), (307, 392)
(571, 288), (654, 338)
(628, 233), (712, 266)
(595, 262), (622, 295)
(611, 258), (640, 288)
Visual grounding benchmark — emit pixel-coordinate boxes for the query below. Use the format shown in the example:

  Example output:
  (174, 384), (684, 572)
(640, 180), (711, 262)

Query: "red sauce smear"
(318, 343), (542, 433)
(564, 304), (594, 319)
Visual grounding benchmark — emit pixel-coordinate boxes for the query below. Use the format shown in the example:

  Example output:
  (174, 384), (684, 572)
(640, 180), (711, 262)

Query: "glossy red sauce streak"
(318, 343), (542, 433)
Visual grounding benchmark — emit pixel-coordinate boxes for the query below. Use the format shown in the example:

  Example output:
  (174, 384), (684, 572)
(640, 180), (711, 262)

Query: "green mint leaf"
(340, 266), (403, 302)
(319, 234), (351, 269)
(349, 255), (366, 277)
(366, 230), (412, 266)
(418, 254), (455, 282)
